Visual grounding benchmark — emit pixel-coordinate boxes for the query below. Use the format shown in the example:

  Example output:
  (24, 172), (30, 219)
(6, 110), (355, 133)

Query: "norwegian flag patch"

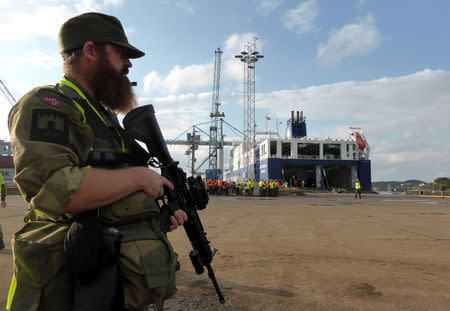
(43, 96), (60, 107)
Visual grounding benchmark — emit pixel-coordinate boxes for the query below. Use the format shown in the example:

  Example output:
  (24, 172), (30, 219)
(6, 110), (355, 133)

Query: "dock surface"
(1, 193), (450, 310)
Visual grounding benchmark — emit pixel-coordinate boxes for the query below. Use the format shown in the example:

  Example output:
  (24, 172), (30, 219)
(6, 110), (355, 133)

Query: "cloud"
(143, 33), (263, 95)
(317, 13), (382, 65)
(75, 0), (124, 12)
(0, 0), (125, 41)
(357, 0), (367, 7)
(160, 0), (195, 15)
(137, 92), (212, 136)
(143, 63), (213, 94)
(0, 4), (74, 40)
(14, 50), (61, 69)
(371, 143), (450, 182)
(256, 0), (284, 16)
(124, 27), (136, 36)
(222, 33), (262, 81)
(257, 69), (449, 123)
(282, 0), (319, 35)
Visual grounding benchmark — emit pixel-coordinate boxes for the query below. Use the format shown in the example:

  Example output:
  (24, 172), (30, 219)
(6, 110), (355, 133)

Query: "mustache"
(121, 67), (129, 75)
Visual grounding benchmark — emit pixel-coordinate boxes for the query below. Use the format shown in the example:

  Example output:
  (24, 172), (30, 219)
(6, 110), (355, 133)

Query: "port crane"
(0, 79), (15, 155)
(207, 47), (225, 180)
(0, 79), (16, 106)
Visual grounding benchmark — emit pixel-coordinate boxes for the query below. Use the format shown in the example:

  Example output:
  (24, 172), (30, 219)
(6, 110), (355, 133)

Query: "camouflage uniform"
(7, 77), (177, 310)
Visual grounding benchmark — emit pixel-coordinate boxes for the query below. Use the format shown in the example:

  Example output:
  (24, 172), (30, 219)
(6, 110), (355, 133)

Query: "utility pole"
(208, 47), (225, 180)
(235, 37), (264, 179)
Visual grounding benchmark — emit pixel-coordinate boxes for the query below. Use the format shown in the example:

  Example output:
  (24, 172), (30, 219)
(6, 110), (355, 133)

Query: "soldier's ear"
(82, 41), (99, 61)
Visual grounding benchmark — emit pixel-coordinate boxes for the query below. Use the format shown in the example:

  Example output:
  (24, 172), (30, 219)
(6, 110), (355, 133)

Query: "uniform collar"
(62, 75), (119, 123)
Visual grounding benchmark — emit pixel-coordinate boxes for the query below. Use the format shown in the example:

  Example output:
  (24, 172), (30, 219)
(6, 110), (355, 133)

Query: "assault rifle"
(123, 104), (225, 304)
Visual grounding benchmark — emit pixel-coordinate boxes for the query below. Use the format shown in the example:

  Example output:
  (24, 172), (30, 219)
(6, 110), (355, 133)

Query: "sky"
(0, 0), (449, 182)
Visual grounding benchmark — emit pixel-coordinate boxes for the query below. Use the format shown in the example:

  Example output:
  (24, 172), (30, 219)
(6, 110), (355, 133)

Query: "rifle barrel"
(207, 263), (225, 304)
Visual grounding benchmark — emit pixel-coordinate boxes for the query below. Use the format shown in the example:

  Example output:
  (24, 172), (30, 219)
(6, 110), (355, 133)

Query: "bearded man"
(7, 12), (187, 311)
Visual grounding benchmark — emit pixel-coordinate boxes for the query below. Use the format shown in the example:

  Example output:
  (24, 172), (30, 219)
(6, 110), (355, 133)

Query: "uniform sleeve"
(8, 87), (95, 219)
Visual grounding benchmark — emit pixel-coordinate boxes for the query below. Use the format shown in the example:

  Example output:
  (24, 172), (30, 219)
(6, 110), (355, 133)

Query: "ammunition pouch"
(117, 219), (178, 302)
(101, 191), (178, 302)
(9, 221), (70, 311)
(100, 191), (160, 226)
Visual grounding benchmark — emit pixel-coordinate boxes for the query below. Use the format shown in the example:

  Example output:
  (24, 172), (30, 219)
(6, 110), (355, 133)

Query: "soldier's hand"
(1, 200), (6, 208)
(168, 209), (188, 232)
(140, 168), (174, 199)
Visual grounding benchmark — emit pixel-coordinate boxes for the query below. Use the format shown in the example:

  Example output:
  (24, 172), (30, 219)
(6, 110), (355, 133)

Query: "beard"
(89, 54), (137, 114)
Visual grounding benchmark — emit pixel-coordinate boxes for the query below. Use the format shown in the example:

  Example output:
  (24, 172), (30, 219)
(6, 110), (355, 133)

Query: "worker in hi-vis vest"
(259, 180), (266, 197)
(355, 179), (362, 199)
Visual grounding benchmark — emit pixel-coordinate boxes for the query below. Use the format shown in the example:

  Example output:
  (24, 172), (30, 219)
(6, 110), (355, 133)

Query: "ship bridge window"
(323, 144), (340, 160)
(297, 143), (319, 159)
(282, 142), (291, 157)
(270, 141), (277, 156)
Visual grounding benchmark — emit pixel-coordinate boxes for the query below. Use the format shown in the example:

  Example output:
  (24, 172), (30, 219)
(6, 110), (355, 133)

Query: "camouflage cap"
(58, 12), (145, 58)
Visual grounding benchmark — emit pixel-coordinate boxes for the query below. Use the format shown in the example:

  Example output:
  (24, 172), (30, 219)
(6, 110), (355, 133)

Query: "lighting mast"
(234, 37), (264, 179)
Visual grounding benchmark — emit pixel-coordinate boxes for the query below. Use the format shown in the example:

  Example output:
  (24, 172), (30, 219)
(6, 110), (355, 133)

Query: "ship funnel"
(286, 110), (307, 138)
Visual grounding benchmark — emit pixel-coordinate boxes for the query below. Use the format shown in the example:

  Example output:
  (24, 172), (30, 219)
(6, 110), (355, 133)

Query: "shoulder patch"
(30, 109), (68, 145)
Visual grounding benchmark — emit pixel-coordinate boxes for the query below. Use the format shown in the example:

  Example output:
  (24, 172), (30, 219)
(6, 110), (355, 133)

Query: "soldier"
(0, 172), (7, 249)
(7, 12), (187, 311)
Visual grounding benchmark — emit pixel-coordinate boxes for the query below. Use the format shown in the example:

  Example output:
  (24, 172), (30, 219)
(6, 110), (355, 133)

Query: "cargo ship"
(224, 111), (372, 191)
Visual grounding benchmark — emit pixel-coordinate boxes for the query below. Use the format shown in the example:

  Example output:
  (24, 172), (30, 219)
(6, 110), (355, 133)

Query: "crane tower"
(207, 47), (225, 180)
(0, 79), (16, 106)
(235, 37), (264, 179)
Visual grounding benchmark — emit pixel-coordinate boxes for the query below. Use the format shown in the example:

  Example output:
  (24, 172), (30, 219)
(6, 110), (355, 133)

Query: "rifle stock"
(123, 104), (225, 304)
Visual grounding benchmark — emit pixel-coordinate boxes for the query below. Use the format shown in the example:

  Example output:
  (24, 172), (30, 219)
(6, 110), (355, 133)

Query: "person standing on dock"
(259, 180), (266, 197)
(0, 172), (7, 249)
(355, 179), (362, 199)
